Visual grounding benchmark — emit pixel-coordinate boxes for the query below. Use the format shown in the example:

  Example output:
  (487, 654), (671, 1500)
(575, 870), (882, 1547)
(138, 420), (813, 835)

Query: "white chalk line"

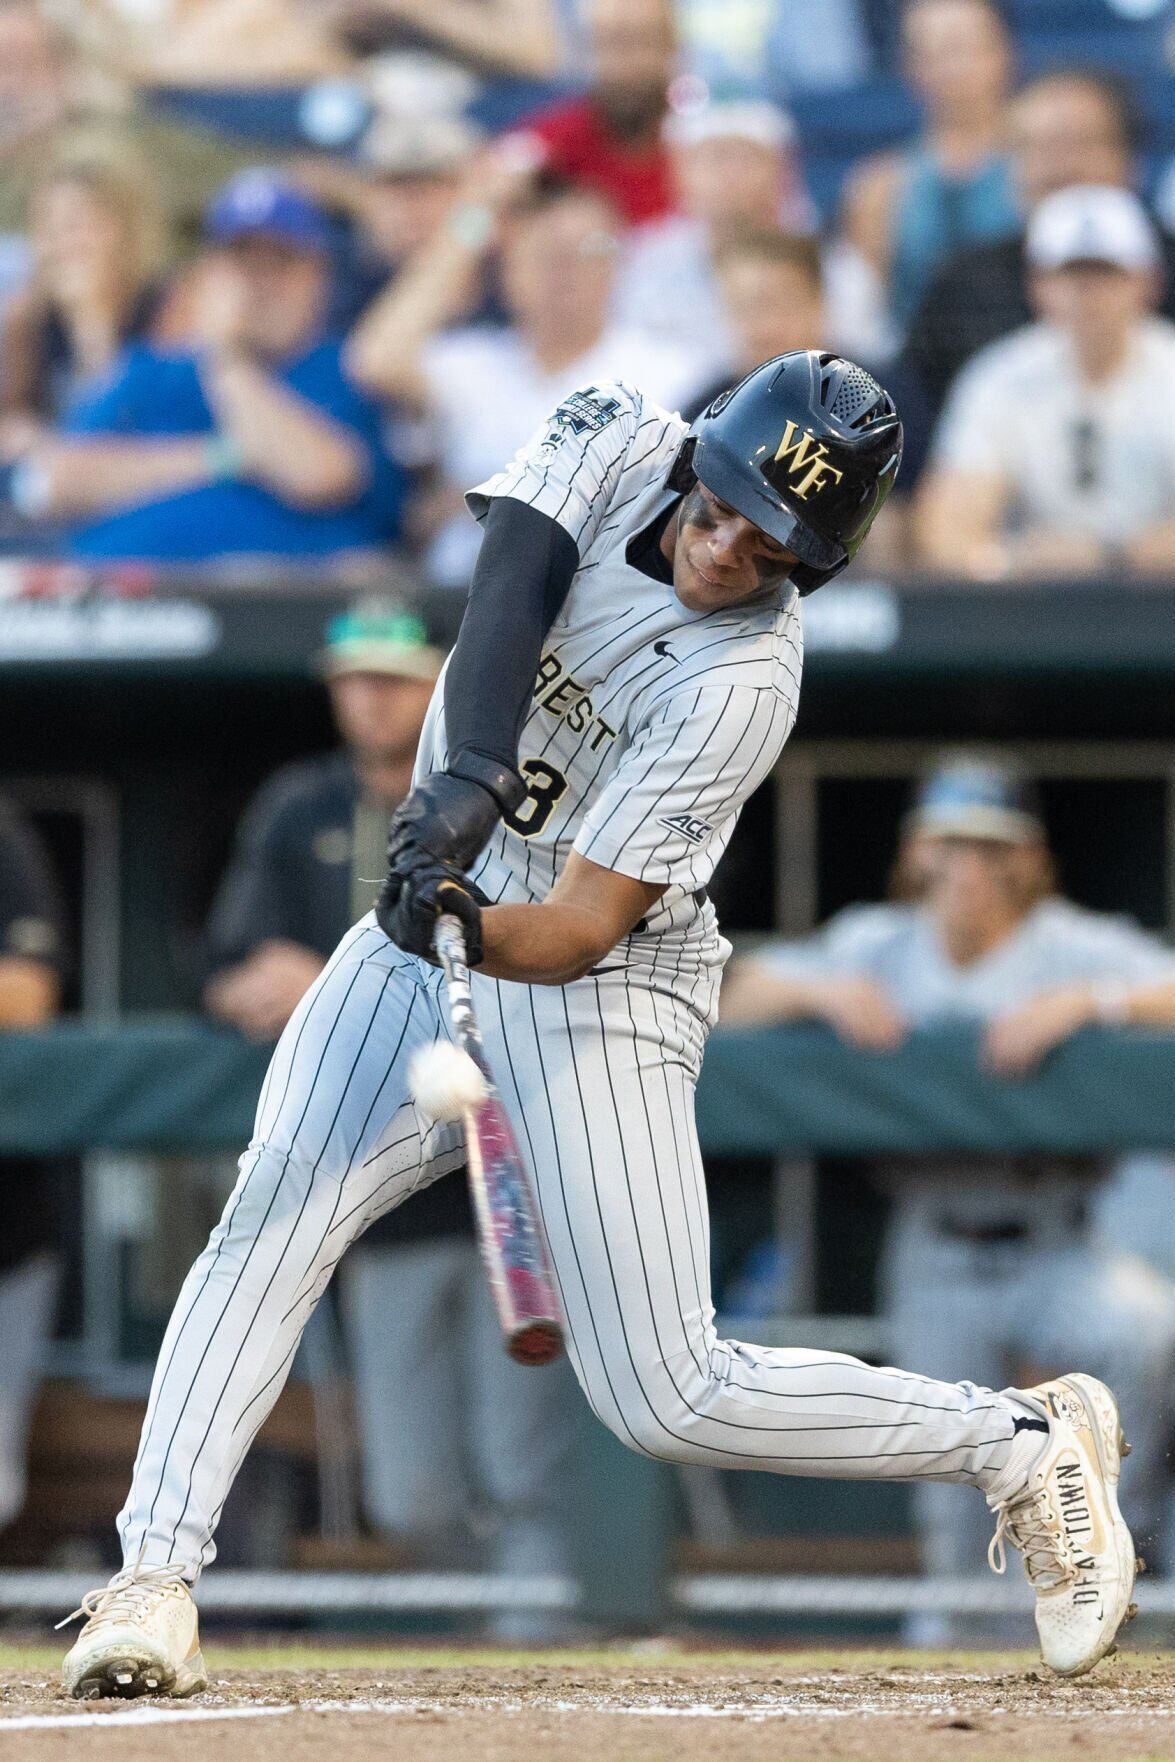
(4, 1693), (1174, 1731)
(0, 1705), (294, 1732)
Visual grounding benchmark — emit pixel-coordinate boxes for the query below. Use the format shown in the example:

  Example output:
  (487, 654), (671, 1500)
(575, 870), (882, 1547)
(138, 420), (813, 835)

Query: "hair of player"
(712, 225), (824, 294)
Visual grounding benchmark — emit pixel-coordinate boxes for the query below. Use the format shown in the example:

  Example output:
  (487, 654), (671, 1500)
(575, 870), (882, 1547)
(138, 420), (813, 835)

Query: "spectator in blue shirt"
(14, 169), (406, 563)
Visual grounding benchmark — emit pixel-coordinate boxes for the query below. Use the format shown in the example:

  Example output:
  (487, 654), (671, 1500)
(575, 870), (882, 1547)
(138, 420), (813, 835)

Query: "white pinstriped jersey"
(414, 380), (804, 985)
(120, 405), (1034, 1591)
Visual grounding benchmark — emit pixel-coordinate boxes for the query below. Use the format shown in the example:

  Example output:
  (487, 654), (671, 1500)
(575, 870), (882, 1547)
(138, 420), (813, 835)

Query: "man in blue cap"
(13, 169), (405, 562)
(724, 750), (1175, 1628)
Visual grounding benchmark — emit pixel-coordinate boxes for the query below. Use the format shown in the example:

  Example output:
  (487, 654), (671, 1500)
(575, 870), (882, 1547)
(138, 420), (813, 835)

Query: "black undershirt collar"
(625, 498), (678, 585)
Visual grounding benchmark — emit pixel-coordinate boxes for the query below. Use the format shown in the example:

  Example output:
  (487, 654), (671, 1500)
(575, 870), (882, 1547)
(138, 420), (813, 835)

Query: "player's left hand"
(982, 985), (1096, 1078)
(377, 860), (489, 965)
(386, 772), (503, 879)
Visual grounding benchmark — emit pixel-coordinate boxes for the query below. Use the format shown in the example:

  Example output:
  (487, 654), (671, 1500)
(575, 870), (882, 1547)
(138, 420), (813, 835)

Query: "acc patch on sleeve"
(658, 811), (712, 846)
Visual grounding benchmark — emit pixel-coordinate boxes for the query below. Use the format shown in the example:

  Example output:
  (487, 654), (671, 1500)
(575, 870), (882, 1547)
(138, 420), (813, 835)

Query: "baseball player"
(62, 351), (1136, 1695)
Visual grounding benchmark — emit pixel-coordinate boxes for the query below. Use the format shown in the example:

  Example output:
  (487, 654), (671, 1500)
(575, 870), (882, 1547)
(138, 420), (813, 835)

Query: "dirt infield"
(2, 1644), (1175, 1762)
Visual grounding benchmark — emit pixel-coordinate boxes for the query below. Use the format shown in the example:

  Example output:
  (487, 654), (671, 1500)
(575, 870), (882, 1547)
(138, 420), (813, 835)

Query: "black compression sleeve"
(444, 496), (579, 788)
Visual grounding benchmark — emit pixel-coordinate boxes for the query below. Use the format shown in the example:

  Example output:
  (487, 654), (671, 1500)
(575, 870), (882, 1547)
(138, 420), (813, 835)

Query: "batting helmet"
(669, 350), (903, 594)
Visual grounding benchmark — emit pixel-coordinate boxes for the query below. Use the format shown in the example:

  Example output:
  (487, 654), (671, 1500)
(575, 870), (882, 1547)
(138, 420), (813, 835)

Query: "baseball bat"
(434, 912), (566, 1366)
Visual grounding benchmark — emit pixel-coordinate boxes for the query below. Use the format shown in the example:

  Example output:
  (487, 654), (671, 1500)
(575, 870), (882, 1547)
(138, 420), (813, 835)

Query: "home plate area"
(2, 1648), (1175, 1761)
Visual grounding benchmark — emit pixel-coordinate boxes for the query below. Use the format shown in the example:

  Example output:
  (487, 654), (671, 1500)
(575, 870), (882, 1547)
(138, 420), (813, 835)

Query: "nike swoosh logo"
(653, 640), (675, 659)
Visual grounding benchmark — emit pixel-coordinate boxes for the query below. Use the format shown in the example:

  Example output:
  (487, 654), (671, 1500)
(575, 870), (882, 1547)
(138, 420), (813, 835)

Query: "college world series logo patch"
(555, 387), (623, 436)
(534, 387), (625, 463)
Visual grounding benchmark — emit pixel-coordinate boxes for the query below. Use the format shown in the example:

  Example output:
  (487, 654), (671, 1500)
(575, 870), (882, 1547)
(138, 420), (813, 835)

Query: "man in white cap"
(325, 113), (484, 329)
(611, 97), (892, 374)
(346, 169), (703, 593)
(722, 751), (1175, 1620)
(916, 183), (1175, 578)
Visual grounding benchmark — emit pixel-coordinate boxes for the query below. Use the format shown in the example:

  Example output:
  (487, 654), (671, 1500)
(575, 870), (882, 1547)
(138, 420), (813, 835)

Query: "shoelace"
(987, 1489), (1075, 1592)
(56, 1561), (194, 1631)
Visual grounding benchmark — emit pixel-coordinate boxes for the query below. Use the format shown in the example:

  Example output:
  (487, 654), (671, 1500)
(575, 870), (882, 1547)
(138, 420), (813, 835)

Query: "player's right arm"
(445, 381), (644, 807)
(375, 490), (582, 959)
(478, 853), (664, 985)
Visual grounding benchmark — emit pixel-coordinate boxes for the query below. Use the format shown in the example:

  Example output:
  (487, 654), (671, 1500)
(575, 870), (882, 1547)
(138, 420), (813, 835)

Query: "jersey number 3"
(503, 759), (568, 838)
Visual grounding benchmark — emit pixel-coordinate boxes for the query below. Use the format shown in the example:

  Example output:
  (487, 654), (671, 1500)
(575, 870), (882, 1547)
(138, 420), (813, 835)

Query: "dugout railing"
(1, 1018), (1173, 1631)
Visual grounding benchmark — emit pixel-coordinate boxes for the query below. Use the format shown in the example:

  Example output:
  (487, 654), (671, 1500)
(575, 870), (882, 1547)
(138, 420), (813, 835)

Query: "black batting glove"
(376, 862), (489, 966)
(386, 771), (503, 880)
(379, 758), (523, 960)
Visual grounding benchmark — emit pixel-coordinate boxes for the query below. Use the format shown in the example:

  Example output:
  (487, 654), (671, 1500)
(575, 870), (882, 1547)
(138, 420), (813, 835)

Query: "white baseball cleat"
(59, 1564), (207, 1700)
(987, 1373), (1138, 1677)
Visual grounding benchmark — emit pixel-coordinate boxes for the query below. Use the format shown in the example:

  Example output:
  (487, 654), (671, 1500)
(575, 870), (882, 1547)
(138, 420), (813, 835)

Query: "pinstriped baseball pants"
(118, 916), (1022, 1577)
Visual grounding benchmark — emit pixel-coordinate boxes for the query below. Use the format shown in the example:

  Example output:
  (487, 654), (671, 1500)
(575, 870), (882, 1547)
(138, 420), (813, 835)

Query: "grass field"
(2, 1641), (1175, 1760)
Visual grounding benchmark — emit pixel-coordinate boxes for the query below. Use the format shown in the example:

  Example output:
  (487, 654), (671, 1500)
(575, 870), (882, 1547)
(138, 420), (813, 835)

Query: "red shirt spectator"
(522, 99), (675, 227)
(517, 0), (679, 228)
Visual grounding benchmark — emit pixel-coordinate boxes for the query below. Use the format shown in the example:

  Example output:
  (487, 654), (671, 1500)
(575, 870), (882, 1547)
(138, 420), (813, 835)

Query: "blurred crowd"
(0, 0), (1173, 583)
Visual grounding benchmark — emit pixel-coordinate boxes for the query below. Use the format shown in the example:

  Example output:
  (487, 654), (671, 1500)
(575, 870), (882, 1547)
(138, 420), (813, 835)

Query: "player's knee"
(585, 1392), (663, 1462)
(212, 1141), (343, 1255)
(599, 1398), (710, 1467)
(580, 1345), (725, 1464)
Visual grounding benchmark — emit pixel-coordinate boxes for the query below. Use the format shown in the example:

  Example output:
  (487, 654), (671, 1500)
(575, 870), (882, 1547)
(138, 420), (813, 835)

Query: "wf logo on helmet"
(771, 421), (846, 499)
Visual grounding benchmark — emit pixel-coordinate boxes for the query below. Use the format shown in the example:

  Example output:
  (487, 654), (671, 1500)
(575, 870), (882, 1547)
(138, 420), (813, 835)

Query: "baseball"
(409, 1040), (487, 1122)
